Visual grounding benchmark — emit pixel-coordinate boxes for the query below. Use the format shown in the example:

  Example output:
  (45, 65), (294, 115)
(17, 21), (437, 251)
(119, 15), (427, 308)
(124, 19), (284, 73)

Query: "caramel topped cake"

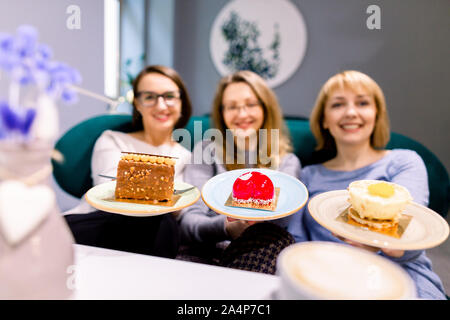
(115, 152), (176, 202)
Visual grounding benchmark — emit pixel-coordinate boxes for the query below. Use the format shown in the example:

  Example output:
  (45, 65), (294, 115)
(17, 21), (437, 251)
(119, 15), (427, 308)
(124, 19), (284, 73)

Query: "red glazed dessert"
(232, 171), (275, 209)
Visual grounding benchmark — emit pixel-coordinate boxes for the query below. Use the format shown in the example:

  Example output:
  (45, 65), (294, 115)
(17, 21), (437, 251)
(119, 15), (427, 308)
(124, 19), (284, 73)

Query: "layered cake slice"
(114, 152), (176, 202)
(231, 171), (275, 210)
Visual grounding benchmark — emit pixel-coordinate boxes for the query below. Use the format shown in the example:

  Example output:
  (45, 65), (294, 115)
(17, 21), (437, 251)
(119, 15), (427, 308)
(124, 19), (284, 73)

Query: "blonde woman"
(178, 71), (300, 272)
(210, 71), (292, 171)
(288, 70), (446, 299)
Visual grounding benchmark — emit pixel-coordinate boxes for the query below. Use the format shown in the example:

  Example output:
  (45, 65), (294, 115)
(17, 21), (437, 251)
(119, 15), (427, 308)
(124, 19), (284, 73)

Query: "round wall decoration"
(210, 0), (308, 88)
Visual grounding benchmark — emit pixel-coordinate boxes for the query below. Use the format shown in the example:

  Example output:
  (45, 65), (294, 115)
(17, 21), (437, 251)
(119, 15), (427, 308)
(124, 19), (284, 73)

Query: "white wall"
(0, 0), (106, 210)
(120, 0), (145, 95)
(147, 0), (175, 67)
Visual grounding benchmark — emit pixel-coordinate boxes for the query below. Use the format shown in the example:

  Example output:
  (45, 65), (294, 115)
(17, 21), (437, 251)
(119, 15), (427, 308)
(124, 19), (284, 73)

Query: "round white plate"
(85, 181), (200, 217)
(308, 190), (449, 250)
(201, 168), (308, 221)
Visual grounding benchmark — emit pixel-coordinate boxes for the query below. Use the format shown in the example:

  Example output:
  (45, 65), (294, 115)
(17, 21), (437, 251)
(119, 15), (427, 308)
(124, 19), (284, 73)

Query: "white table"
(71, 244), (280, 300)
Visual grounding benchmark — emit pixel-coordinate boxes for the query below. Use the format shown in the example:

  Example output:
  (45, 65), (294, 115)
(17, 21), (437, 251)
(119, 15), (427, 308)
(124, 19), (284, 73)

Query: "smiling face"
(134, 72), (182, 133)
(322, 87), (377, 148)
(222, 82), (264, 136)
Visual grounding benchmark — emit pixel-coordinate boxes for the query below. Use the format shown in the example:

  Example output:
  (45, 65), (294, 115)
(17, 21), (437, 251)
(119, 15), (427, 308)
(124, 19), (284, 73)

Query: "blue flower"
(61, 88), (78, 104)
(0, 24), (83, 141)
(0, 25), (82, 104)
(14, 25), (38, 59)
(0, 33), (16, 71)
(0, 25), (39, 78)
(0, 115), (5, 138)
(45, 61), (82, 103)
(0, 100), (36, 138)
(0, 100), (18, 130)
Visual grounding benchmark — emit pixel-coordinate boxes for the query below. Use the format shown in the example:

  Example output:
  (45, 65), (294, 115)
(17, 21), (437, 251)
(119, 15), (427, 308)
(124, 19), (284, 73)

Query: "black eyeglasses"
(135, 91), (181, 108)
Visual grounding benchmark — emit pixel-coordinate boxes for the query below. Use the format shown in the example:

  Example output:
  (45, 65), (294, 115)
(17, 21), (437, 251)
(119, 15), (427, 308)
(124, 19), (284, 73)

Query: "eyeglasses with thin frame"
(223, 101), (261, 114)
(135, 91), (181, 108)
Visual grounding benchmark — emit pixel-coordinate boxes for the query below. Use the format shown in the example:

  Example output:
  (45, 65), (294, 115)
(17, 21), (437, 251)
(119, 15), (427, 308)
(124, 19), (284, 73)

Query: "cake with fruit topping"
(114, 152), (176, 202)
(232, 171), (275, 210)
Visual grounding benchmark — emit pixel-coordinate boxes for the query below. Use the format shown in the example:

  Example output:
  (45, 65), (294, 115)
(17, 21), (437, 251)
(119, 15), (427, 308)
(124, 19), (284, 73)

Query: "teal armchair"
(52, 114), (449, 217)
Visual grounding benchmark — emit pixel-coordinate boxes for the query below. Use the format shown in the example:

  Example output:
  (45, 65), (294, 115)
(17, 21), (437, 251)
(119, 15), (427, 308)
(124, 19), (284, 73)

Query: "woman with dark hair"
(130, 65), (192, 132)
(64, 65), (192, 258)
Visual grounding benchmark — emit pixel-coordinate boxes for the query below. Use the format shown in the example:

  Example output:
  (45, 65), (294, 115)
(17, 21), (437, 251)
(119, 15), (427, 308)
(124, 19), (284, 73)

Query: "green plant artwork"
(121, 52), (146, 91)
(221, 11), (280, 79)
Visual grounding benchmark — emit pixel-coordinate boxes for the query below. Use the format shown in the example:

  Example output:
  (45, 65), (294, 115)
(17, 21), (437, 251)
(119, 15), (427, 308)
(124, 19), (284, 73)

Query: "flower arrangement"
(0, 25), (81, 142)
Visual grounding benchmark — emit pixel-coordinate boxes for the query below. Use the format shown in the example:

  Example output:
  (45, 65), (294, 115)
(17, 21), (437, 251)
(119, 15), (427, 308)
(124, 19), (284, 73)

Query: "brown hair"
(211, 70), (292, 170)
(310, 70), (390, 152)
(132, 65), (192, 130)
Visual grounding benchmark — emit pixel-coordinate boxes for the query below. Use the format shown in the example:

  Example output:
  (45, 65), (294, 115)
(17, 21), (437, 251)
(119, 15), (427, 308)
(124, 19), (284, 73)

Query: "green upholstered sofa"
(52, 114), (449, 217)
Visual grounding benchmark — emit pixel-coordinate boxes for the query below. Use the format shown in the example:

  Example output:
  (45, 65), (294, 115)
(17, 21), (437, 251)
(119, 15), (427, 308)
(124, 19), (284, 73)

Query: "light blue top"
(288, 149), (446, 299)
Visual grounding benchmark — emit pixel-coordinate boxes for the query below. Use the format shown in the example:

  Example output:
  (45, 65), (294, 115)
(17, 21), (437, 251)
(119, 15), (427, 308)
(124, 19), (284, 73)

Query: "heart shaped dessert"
(232, 171), (275, 209)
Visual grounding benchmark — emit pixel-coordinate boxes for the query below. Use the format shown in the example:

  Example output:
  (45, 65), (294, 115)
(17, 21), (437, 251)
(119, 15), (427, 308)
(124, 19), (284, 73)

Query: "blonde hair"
(310, 70), (390, 152)
(211, 70), (292, 170)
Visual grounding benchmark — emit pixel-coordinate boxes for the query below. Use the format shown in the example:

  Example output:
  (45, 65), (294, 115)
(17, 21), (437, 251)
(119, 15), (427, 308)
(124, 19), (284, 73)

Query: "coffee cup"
(276, 241), (416, 300)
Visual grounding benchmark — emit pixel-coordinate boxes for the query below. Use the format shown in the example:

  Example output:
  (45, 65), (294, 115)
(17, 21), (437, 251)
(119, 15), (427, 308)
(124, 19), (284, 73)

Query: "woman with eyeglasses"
(177, 70), (301, 274)
(64, 65), (192, 258)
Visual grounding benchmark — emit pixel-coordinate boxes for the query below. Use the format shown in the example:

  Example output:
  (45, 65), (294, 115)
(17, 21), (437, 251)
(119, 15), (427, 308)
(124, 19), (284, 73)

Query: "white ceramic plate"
(201, 168), (308, 221)
(85, 181), (200, 217)
(308, 190), (449, 250)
